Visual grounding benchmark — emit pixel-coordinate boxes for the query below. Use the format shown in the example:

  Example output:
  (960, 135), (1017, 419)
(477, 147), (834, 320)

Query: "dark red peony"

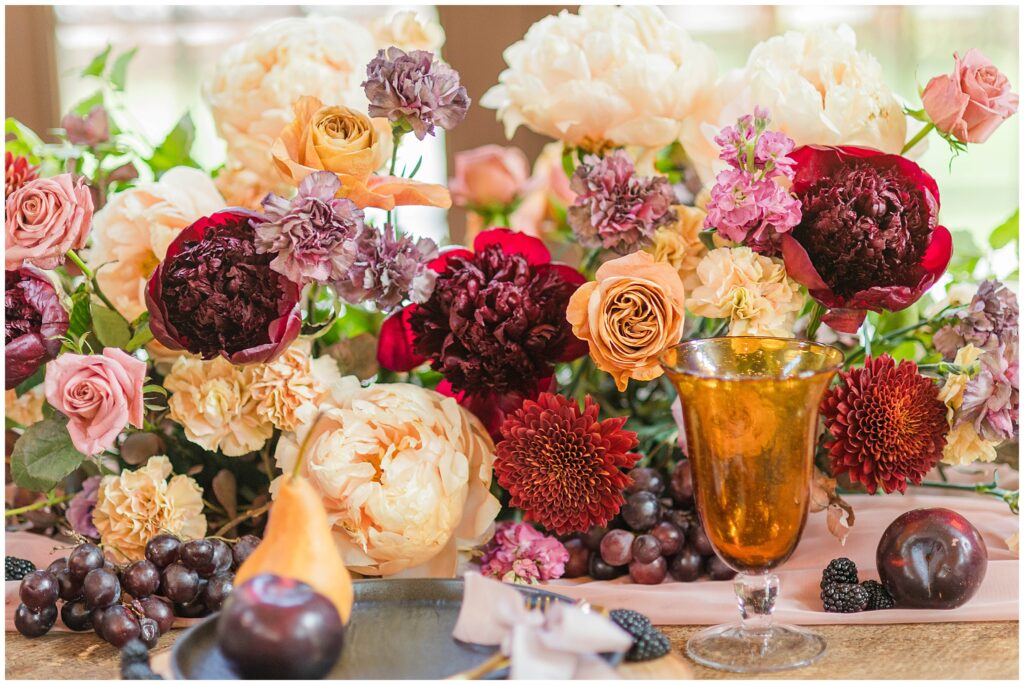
(495, 393), (640, 535)
(146, 209), (302, 365)
(821, 355), (948, 495)
(781, 146), (952, 333)
(5, 267), (69, 389)
(378, 228), (586, 432)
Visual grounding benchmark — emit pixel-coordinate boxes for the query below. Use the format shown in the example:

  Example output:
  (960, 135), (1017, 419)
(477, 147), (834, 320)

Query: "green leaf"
(989, 209), (1019, 250)
(125, 321), (153, 352)
(81, 44), (112, 77)
(698, 230), (717, 252)
(10, 414), (86, 492)
(70, 90), (104, 118)
(13, 366), (45, 397)
(65, 285), (93, 342)
(146, 113), (199, 177)
(91, 304), (132, 349)
(5, 118), (45, 162)
(109, 47), (137, 91)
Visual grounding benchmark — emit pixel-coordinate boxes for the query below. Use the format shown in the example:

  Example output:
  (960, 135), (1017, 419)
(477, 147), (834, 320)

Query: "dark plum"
(588, 554), (624, 581)
(670, 460), (694, 507)
(15, 603), (57, 638)
(203, 573), (234, 612)
(706, 555), (737, 580)
(180, 539), (217, 576)
(138, 596), (175, 634)
(101, 605), (141, 648)
(581, 525), (608, 552)
(45, 557), (68, 575)
(231, 535), (262, 570)
(688, 522), (715, 557)
(600, 529), (635, 566)
(161, 563), (200, 604)
(624, 467), (666, 496)
(139, 617), (160, 649)
(209, 539), (233, 576)
(668, 547), (703, 582)
(56, 568), (83, 601)
(629, 556), (668, 585)
(563, 538), (590, 578)
(621, 491), (660, 531)
(631, 534), (662, 564)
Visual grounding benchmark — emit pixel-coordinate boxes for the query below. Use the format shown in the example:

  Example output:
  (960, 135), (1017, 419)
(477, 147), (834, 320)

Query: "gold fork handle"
(448, 651), (509, 680)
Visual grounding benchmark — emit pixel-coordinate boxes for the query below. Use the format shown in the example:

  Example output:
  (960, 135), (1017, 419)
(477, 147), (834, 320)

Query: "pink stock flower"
(479, 522), (568, 584)
(44, 348), (147, 456)
(922, 49), (1019, 145)
(5, 174), (94, 270)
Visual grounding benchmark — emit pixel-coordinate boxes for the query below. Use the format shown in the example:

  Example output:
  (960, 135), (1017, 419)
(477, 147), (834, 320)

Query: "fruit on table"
(217, 574), (345, 679)
(15, 603), (57, 638)
(20, 570), (59, 610)
(235, 475), (354, 624)
(876, 507), (988, 609)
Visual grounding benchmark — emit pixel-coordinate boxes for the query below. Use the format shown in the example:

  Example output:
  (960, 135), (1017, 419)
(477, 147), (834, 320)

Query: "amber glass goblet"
(661, 337), (842, 673)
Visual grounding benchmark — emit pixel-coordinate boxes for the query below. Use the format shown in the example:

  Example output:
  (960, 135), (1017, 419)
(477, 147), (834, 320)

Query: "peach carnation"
(246, 339), (341, 432)
(646, 204), (708, 291)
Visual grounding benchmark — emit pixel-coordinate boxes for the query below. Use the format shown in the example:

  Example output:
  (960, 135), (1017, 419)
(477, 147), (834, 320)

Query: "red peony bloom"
(781, 146), (952, 333)
(146, 209), (302, 365)
(821, 355), (948, 495)
(5, 152), (39, 197)
(378, 228), (587, 431)
(495, 392), (640, 535)
(5, 267), (69, 389)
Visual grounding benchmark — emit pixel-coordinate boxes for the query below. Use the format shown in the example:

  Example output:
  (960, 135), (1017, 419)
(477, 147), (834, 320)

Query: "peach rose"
(566, 251), (686, 391)
(5, 174), (94, 270)
(922, 49), (1019, 145)
(271, 96), (450, 211)
(450, 145), (529, 207)
(43, 348), (146, 456)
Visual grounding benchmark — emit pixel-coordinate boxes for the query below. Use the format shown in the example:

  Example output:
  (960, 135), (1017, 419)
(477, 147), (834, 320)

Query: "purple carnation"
(333, 224), (438, 311)
(66, 475), (102, 538)
(934, 280), (1019, 359)
(957, 343), (1019, 442)
(567, 150), (677, 254)
(253, 171), (363, 286)
(362, 47), (470, 140)
(479, 522), (568, 584)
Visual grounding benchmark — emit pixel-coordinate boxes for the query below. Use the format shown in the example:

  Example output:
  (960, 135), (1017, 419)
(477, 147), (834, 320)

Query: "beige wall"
(5, 6), (59, 140)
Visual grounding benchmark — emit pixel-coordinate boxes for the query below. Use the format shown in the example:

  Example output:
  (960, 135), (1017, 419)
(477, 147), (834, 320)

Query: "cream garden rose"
(371, 10), (445, 53)
(273, 378), (501, 577)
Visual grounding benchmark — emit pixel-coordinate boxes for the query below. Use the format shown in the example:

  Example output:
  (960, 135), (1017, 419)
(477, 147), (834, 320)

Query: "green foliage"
(13, 366), (46, 397)
(91, 304), (132, 348)
(126, 319), (154, 353)
(146, 113), (200, 177)
(81, 44), (113, 77)
(110, 48), (138, 91)
(320, 304), (383, 346)
(989, 209), (1019, 250)
(65, 283), (93, 342)
(5, 118), (46, 163)
(946, 229), (984, 278)
(10, 414), (86, 492)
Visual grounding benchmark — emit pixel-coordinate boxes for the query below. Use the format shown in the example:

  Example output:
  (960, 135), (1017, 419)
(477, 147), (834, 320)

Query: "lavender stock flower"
(333, 224), (438, 311)
(362, 47), (470, 139)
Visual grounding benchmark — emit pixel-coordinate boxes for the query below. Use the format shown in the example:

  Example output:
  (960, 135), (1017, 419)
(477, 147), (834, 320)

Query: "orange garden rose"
(270, 96), (450, 211)
(566, 251), (686, 391)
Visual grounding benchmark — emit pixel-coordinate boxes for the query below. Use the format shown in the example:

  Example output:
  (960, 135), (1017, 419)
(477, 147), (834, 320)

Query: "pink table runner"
(542, 493), (1019, 625)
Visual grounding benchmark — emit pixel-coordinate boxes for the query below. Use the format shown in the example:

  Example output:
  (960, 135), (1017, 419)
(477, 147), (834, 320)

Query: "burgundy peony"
(5, 266), (69, 389)
(146, 209), (302, 365)
(781, 146), (952, 333)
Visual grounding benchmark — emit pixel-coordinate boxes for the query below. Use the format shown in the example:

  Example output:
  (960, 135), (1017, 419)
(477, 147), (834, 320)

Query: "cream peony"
(165, 356), (271, 457)
(273, 378), (501, 577)
(246, 339), (341, 432)
(215, 163), (288, 211)
(482, 6), (717, 153)
(88, 167), (224, 321)
(683, 25), (907, 185)
(371, 11), (445, 53)
(645, 205), (708, 291)
(688, 247), (804, 337)
(92, 456), (206, 561)
(203, 16), (376, 197)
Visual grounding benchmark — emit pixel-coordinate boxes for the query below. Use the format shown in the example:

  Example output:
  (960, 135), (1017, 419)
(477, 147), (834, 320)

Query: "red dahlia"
(821, 355), (947, 495)
(495, 393), (640, 535)
(5, 152), (39, 196)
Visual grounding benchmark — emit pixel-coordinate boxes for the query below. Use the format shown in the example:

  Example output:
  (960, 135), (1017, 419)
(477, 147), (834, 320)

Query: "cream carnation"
(92, 456), (206, 561)
(939, 344), (998, 466)
(646, 204), (708, 291)
(371, 11), (445, 53)
(482, 5), (717, 153)
(683, 25), (907, 185)
(688, 246), (803, 337)
(203, 16), (376, 194)
(273, 378), (501, 577)
(165, 356), (271, 456)
(246, 339), (341, 432)
(88, 167), (224, 321)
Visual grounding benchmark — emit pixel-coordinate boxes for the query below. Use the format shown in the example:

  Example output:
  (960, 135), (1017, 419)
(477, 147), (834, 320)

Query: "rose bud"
(145, 209), (302, 365)
(61, 105), (111, 147)
(922, 49), (1019, 145)
(5, 267), (70, 389)
(449, 145), (530, 208)
(781, 145), (953, 333)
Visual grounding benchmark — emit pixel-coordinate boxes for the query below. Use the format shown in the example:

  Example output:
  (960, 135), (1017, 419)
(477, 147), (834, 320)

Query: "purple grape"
(624, 467), (666, 496)
(563, 538), (590, 579)
(19, 570), (59, 610)
(209, 539), (233, 576)
(46, 557), (68, 575)
(688, 522), (715, 557)
(665, 509), (693, 536)
(180, 539), (217, 576)
(669, 547), (703, 582)
(600, 529), (635, 566)
(588, 554), (623, 581)
(203, 573), (234, 612)
(56, 568), (83, 601)
(139, 617), (160, 649)
(706, 555), (737, 580)
(631, 534), (662, 564)
(67, 543), (105, 581)
(629, 556), (668, 585)
(670, 460), (694, 507)
(161, 563), (200, 604)
(60, 599), (93, 632)
(621, 491), (660, 531)
(101, 605), (141, 648)
(581, 525), (608, 551)
(139, 595), (175, 634)
(83, 568), (122, 610)
(231, 535), (262, 570)
(145, 534), (181, 569)
(122, 560), (161, 598)
(91, 607), (109, 639)
(651, 521), (684, 556)
(14, 603), (57, 638)
(174, 596), (209, 618)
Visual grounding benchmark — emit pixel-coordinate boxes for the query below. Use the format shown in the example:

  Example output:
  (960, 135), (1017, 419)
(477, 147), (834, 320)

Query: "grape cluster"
(13, 534), (261, 649)
(562, 461), (737, 585)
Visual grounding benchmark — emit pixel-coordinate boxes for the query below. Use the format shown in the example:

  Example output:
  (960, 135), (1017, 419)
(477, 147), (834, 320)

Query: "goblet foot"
(686, 623), (826, 673)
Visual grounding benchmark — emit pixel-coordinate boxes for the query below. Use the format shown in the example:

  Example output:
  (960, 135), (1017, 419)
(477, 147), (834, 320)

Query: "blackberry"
(609, 608), (652, 639)
(821, 582), (868, 613)
(6, 556), (36, 581)
(861, 580), (896, 610)
(121, 662), (163, 680)
(121, 639), (151, 665)
(627, 630), (671, 662)
(820, 557), (858, 588)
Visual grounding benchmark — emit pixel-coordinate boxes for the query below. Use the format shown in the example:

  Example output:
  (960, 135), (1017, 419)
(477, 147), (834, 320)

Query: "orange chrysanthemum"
(495, 393), (640, 534)
(821, 355), (948, 494)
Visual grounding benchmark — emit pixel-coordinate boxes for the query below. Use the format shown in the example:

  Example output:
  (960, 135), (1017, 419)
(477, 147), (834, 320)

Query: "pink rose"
(922, 49), (1019, 144)
(450, 144), (529, 207)
(5, 174), (94, 270)
(44, 348), (146, 456)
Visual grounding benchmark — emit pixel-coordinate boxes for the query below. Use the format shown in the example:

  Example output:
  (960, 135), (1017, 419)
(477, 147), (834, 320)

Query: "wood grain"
(6, 622), (1018, 680)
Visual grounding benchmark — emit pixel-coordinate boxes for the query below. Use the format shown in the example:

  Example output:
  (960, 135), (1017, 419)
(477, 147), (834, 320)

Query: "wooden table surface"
(5, 621), (1019, 680)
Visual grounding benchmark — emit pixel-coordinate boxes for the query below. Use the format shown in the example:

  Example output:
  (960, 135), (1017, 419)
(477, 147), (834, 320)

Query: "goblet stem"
(735, 572), (779, 636)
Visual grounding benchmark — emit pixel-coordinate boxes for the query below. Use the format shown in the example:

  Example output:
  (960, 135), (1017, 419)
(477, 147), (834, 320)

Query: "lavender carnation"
(66, 475), (102, 538)
(478, 522), (568, 584)
(333, 224), (438, 311)
(253, 171), (362, 285)
(957, 343), (1019, 442)
(567, 150), (677, 254)
(934, 280), (1019, 359)
(362, 47), (470, 140)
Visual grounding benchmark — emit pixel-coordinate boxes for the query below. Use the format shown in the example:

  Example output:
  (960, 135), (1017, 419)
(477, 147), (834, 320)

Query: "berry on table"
(609, 608), (652, 637)
(861, 580), (897, 610)
(14, 603), (58, 638)
(627, 630), (672, 662)
(821, 582), (869, 613)
(6, 556), (37, 581)
(821, 557), (859, 588)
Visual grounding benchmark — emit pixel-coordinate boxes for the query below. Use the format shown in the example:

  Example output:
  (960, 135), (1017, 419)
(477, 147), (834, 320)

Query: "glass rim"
(658, 336), (844, 382)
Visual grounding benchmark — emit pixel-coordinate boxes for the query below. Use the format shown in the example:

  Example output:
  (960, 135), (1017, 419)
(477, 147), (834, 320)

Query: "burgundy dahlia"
(495, 393), (640, 535)
(781, 146), (952, 333)
(821, 355), (948, 494)
(5, 152), (39, 197)
(146, 209), (302, 365)
(5, 267), (69, 389)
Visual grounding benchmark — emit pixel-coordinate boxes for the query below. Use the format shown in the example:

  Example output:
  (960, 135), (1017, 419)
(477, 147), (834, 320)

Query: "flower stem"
(5, 493), (74, 518)
(917, 480), (1019, 513)
(901, 123), (935, 155)
(65, 249), (121, 316)
(214, 502), (271, 537)
(805, 301), (825, 339)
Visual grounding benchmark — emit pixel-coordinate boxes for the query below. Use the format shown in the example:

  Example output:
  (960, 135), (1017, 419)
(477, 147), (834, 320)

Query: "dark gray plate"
(171, 578), (617, 679)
